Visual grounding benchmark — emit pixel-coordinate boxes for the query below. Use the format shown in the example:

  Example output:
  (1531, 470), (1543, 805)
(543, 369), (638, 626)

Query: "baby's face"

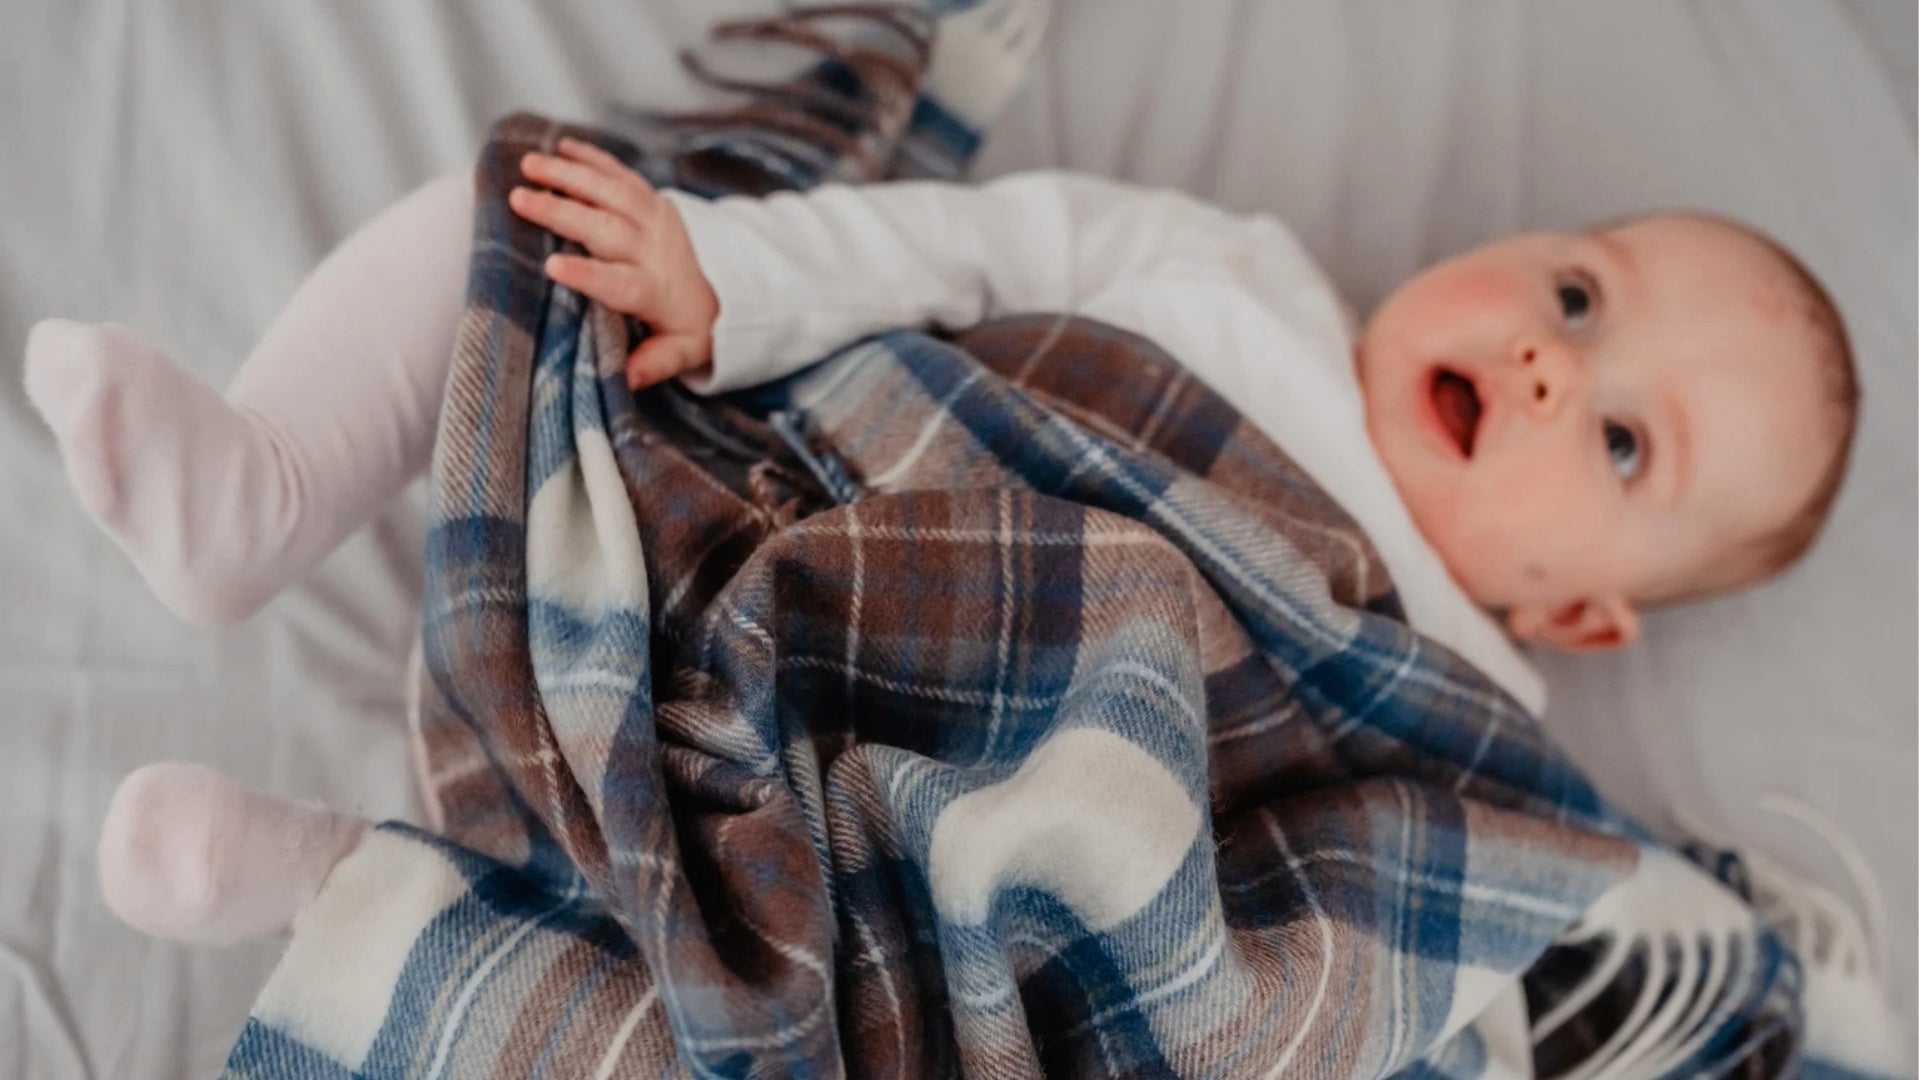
(1355, 216), (1834, 646)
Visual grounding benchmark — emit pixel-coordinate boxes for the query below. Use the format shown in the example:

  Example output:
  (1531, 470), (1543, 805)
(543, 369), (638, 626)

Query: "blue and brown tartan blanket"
(220, 10), (1825, 1079)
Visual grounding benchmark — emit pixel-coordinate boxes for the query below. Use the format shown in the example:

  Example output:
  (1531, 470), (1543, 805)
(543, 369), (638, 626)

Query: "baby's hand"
(510, 138), (719, 390)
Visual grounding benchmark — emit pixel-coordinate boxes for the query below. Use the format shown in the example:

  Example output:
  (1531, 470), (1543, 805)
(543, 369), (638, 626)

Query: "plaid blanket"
(220, 11), (1824, 1078)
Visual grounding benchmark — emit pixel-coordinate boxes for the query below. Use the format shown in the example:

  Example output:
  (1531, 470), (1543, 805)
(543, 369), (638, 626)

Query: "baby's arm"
(664, 169), (1290, 394)
(512, 145), (1294, 398)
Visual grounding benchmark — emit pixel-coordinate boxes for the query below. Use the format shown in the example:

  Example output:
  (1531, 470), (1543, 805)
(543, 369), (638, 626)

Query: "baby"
(23, 139), (1854, 939)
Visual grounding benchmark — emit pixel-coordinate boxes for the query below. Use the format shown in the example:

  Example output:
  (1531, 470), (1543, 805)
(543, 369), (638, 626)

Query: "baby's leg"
(98, 763), (369, 944)
(23, 169), (474, 625)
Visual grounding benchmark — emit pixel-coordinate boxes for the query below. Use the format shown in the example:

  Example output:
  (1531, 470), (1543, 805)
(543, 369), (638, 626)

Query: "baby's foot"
(23, 319), (290, 624)
(97, 763), (369, 945)
(22, 320), (147, 527)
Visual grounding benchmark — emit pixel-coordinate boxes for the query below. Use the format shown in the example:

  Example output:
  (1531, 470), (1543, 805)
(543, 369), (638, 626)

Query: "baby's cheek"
(1401, 482), (1515, 596)
(1375, 272), (1531, 365)
(1502, 487), (1619, 586)
(1420, 266), (1530, 322)
(1444, 465), (1598, 603)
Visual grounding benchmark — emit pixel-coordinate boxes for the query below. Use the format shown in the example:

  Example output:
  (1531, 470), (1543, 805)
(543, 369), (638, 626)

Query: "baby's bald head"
(1606, 212), (1857, 602)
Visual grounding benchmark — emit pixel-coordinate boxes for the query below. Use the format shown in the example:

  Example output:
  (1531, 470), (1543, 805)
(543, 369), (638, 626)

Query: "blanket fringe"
(619, 3), (933, 184)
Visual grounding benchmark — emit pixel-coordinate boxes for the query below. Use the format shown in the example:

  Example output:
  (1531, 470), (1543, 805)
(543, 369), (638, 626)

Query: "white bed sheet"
(1, 3), (1911, 1076)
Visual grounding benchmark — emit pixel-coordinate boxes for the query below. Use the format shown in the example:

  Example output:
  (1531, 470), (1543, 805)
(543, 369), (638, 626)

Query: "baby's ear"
(1505, 595), (1640, 652)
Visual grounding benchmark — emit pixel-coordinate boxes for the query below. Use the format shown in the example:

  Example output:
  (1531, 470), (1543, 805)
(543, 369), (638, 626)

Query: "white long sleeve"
(662, 170), (1353, 397)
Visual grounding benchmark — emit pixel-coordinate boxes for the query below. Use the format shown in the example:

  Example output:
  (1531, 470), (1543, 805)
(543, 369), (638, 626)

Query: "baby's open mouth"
(1430, 368), (1482, 458)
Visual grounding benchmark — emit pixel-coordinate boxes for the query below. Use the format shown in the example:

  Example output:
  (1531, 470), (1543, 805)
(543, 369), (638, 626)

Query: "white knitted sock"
(97, 763), (370, 946)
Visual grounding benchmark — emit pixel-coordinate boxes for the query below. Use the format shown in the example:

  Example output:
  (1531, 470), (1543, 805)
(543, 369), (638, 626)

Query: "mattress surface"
(1, 3), (1911, 1075)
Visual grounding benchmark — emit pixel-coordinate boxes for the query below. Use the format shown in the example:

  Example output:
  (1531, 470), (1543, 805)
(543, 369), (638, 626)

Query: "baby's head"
(1355, 212), (1857, 651)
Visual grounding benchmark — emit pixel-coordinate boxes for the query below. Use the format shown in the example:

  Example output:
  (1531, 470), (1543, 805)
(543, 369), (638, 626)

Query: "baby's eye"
(1603, 420), (1644, 480)
(1558, 280), (1594, 327)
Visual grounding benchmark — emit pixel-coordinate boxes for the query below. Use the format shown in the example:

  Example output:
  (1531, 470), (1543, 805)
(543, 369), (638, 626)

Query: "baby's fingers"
(519, 152), (641, 221)
(556, 136), (644, 181)
(543, 254), (652, 314)
(509, 187), (641, 260)
(624, 335), (703, 391)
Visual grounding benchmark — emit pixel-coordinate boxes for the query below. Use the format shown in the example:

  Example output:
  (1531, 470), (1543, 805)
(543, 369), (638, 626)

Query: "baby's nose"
(1514, 340), (1575, 421)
